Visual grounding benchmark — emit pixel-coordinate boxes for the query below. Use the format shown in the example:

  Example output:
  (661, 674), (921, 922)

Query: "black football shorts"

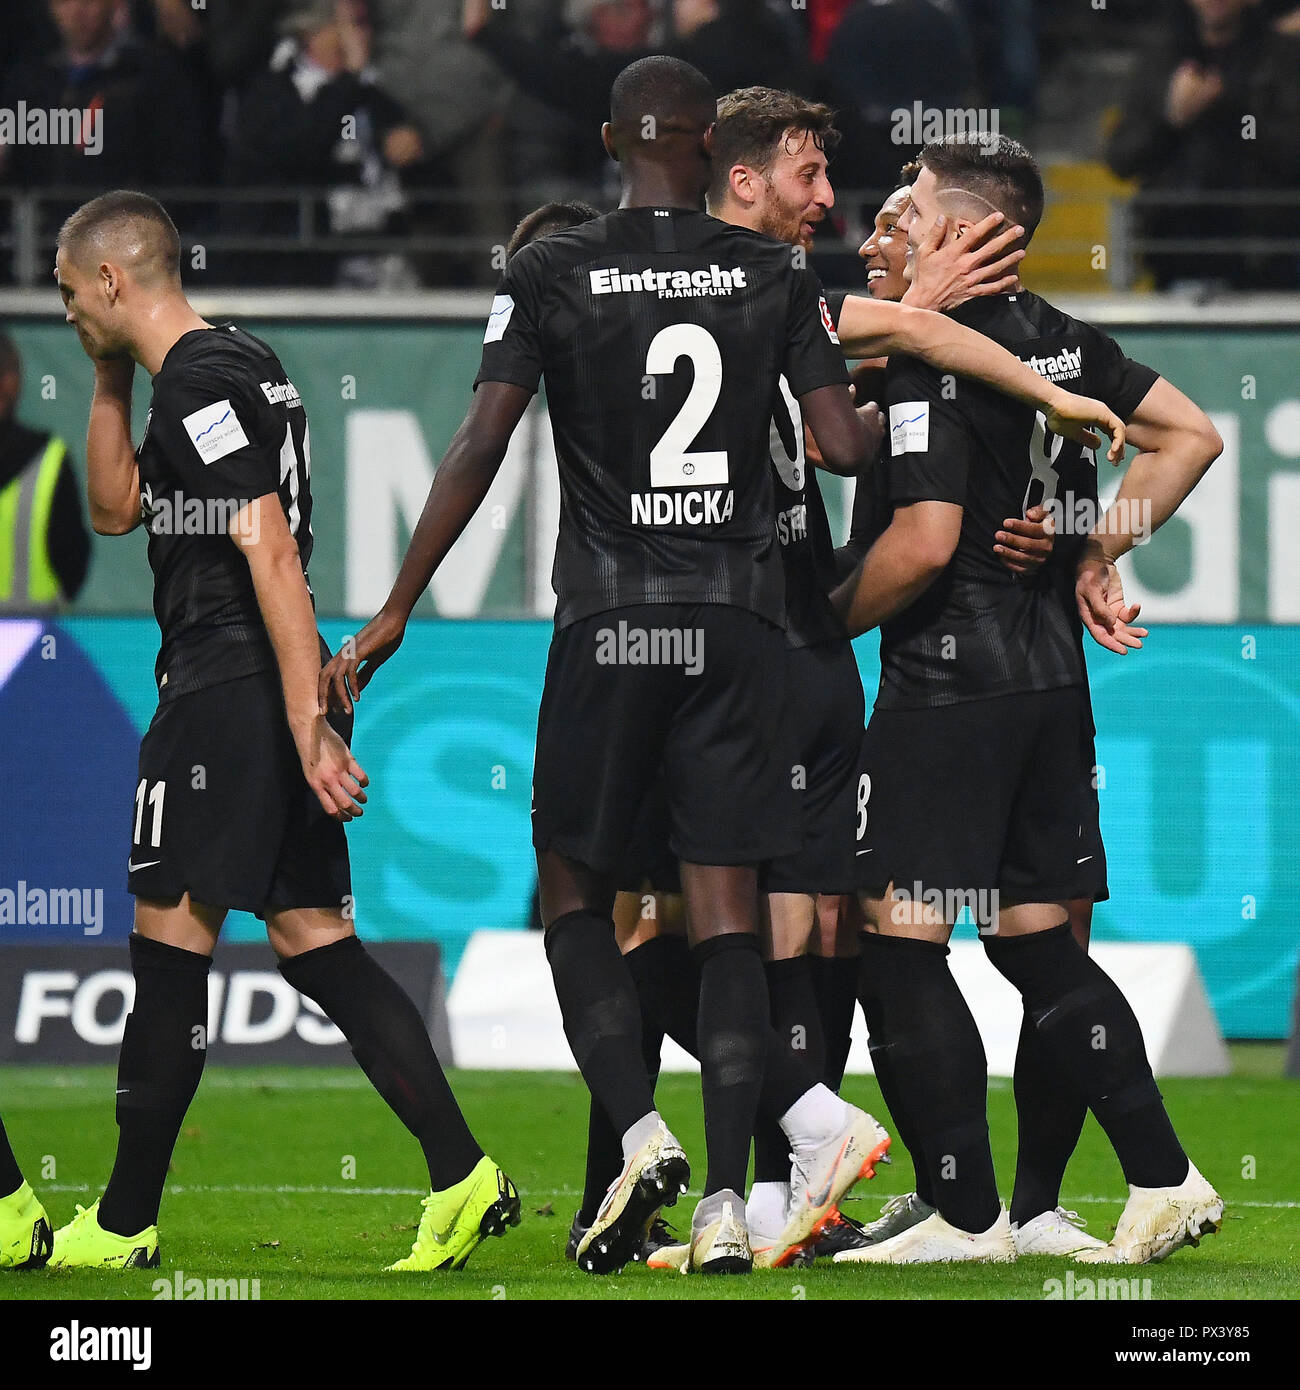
(1075, 680), (1109, 904)
(127, 666), (353, 917)
(616, 772), (681, 894)
(762, 639), (866, 896)
(532, 603), (797, 872)
(854, 684), (1098, 909)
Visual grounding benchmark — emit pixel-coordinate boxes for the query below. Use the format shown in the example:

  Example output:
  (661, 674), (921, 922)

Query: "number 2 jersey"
(474, 207), (849, 630)
(877, 291), (1157, 710)
(137, 324), (313, 701)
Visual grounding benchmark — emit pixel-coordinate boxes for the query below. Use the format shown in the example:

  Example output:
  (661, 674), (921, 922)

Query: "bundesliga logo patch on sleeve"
(484, 294), (515, 343)
(182, 399), (250, 465)
(889, 401), (930, 455)
(819, 295), (840, 345)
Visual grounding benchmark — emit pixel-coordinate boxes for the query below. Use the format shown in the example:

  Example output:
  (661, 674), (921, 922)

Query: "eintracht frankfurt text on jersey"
(474, 207), (848, 631)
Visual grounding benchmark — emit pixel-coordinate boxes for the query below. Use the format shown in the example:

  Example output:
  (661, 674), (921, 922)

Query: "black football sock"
(544, 911), (656, 1138)
(857, 932), (999, 1233)
(983, 924), (1188, 1189)
(658, 939), (701, 1059)
(0, 1114), (25, 1195)
(580, 1099), (624, 1228)
(578, 936), (680, 1225)
(857, 946), (934, 1207)
(99, 933), (211, 1236)
(694, 934), (769, 1197)
(754, 958), (826, 1185)
(1010, 1009), (1088, 1226)
(279, 936), (483, 1191)
(810, 953), (860, 1091)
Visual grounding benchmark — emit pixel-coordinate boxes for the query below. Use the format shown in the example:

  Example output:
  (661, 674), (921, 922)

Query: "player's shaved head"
(506, 200), (601, 260)
(57, 190), (182, 286)
(917, 134), (1044, 249)
(607, 55), (715, 160)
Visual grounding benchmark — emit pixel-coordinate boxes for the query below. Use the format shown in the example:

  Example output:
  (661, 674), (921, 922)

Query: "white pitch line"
(36, 1183), (1300, 1209)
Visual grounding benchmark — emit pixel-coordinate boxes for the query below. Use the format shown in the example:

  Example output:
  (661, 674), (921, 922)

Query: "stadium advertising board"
(6, 320), (1300, 622)
(0, 943), (451, 1065)
(1, 617), (1295, 1039)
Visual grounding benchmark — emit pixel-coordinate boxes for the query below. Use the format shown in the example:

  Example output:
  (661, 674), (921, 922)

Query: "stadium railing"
(2, 186), (1298, 291)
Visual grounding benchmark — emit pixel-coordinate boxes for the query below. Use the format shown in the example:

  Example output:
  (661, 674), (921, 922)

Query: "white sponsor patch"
(484, 294), (515, 343)
(889, 400), (930, 455)
(182, 399), (250, 465)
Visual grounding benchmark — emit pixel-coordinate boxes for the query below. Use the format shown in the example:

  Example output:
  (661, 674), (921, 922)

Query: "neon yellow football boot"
(47, 1200), (159, 1269)
(386, 1156), (520, 1272)
(0, 1180), (53, 1269)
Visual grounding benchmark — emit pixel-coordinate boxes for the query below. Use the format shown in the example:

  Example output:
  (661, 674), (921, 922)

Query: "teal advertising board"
(5, 318), (1299, 622)
(3, 616), (1295, 1039)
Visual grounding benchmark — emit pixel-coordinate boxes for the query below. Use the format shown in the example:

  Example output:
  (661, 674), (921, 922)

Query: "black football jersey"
(875, 291), (1158, 710)
(137, 324), (313, 700)
(474, 207), (849, 629)
(768, 376), (846, 649)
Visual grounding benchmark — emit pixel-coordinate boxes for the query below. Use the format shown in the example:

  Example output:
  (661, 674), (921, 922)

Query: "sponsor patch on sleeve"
(484, 294), (515, 344)
(819, 294), (840, 345)
(889, 401), (930, 455)
(182, 399), (250, 465)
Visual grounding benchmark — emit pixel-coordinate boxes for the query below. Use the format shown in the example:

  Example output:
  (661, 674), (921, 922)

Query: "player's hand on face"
(904, 211), (1025, 312)
(93, 355), (135, 395)
(296, 715), (370, 822)
(1045, 392), (1127, 464)
(1075, 541), (1147, 655)
(319, 607), (407, 716)
(995, 503), (1054, 575)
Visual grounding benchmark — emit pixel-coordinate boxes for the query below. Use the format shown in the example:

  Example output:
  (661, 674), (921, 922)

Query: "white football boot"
(1074, 1163), (1223, 1265)
(688, 1190), (752, 1274)
(858, 1190), (936, 1244)
(833, 1205), (1017, 1264)
(1013, 1207), (1106, 1256)
(755, 1105), (891, 1268)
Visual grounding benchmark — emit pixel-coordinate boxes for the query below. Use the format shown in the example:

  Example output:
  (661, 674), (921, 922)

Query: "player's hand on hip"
(902, 212), (1025, 311)
(319, 608), (406, 715)
(995, 503), (1054, 576)
(1075, 541), (1147, 655)
(1045, 391), (1127, 464)
(295, 714), (370, 821)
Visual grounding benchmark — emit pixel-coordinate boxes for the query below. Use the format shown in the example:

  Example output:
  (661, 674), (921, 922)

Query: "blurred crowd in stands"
(0, 0), (1297, 289)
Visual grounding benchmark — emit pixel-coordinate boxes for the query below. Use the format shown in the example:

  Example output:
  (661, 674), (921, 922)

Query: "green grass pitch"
(3, 1047), (1297, 1301)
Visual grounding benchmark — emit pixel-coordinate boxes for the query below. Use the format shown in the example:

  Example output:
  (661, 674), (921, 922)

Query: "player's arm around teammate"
(834, 215), (1127, 462)
(1075, 377), (1222, 653)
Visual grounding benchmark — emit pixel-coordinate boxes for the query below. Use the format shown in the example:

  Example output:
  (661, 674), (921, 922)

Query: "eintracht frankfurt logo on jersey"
(589, 264), (748, 299)
(1022, 345), (1083, 382)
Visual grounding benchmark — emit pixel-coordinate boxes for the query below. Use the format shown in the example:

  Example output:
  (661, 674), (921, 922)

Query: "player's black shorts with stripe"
(533, 603), (797, 873)
(854, 684), (1097, 907)
(762, 640), (865, 896)
(127, 666), (352, 917)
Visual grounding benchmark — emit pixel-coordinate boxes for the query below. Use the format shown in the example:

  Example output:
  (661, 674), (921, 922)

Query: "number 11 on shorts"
(133, 778), (166, 849)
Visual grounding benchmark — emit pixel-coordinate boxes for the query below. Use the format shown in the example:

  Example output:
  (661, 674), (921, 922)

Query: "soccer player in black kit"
(830, 136), (1225, 1266)
(323, 57), (895, 1276)
(47, 191), (518, 1272)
